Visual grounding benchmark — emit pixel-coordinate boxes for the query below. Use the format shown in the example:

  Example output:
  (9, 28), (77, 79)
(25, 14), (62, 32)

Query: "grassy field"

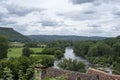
(8, 48), (43, 58)
(30, 48), (43, 53)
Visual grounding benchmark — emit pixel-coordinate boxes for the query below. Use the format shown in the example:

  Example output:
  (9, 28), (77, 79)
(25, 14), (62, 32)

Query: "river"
(54, 47), (113, 74)
(54, 47), (90, 69)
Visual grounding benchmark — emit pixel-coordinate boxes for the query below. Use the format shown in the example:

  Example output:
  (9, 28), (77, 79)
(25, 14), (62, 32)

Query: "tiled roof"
(87, 68), (120, 80)
(45, 68), (98, 80)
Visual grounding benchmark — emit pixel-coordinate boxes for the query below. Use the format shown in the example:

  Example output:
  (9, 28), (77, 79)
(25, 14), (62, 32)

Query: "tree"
(41, 56), (55, 67)
(74, 41), (93, 57)
(22, 47), (31, 57)
(54, 50), (64, 59)
(88, 41), (113, 57)
(0, 35), (8, 59)
(113, 42), (120, 56)
(3, 67), (13, 80)
(58, 58), (86, 72)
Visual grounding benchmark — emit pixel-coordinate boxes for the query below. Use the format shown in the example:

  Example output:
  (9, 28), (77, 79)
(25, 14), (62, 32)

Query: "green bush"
(58, 58), (86, 72)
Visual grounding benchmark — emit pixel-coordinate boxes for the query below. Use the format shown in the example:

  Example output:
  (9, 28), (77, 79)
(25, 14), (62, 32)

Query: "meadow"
(7, 48), (43, 58)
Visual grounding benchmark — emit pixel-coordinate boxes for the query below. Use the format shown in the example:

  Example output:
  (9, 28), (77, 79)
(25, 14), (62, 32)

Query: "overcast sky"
(0, 0), (120, 37)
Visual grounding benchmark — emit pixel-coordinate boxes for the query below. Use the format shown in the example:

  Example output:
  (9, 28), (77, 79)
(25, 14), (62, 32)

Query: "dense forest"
(73, 36), (120, 74)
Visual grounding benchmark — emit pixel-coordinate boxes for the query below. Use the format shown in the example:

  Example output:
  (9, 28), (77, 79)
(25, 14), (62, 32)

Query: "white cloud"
(0, 0), (120, 37)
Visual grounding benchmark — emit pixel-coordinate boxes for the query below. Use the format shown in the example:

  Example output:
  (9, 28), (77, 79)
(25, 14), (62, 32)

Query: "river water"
(54, 47), (90, 69)
(54, 47), (113, 74)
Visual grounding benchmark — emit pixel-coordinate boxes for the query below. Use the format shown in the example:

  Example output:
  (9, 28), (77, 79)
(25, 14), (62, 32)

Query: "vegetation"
(87, 41), (113, 57)
(7, 48), (43, 58)
(28, 35), (106, 41)
(54, 50), (64, 59)
(22, 47), (33, 57)
(73, 36), (120, 74)
(58, 58), (86, 72)
(0, 56), (55, 80)
(0, 27), (30, 42)
(0, 35), (8, 59)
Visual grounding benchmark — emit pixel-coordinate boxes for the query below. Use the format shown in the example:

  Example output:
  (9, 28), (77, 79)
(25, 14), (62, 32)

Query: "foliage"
(58, 58), (86, 72)
(0, 35), (8, 59)
(3, 67), (13, 80)
(8, 48), (43, 58)
(0, 27), (30, 42)
(24, 42), (38, 48)
(74, 41), (93, 57)
(22, 47), (33, 57)
(112, 42), (120, 56)
(54, 50), (64, 59)
(0, 55), (55, 80)
(73, 36), (120, 74)
(41, 47), (64, 59)
(40, 55), (55, 67)
(28, 35), (105, 42)
(88, 41), (113, 57)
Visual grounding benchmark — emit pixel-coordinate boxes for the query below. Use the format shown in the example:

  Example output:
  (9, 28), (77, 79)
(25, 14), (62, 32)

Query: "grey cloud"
(83, 10), (95, 14)
(113, 11), (120, 16)
(70, 0), (95, 4)
(88, 24), (101, 27)
(58, 11), (97, 21)
(4, 4), (45, 16)
(88, 28), (103, 33)
(0, 18), (17, 27)
(40, 20), (58, 26)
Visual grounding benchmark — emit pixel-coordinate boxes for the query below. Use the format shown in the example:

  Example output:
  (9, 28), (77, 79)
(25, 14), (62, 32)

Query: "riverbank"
(54, 47), (114, 74)
(54, 47), (90, 69)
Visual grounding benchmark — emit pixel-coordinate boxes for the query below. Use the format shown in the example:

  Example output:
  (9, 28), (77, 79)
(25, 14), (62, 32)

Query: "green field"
(8, 48), (43, 58)
(30, 48), (43, 53)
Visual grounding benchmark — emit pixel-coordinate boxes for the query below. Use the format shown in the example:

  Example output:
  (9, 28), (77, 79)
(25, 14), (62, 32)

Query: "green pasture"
(7, 48), (43, 58)
(30, 48), (43, 53)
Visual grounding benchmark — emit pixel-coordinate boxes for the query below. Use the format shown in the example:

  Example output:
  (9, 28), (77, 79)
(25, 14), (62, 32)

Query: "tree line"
(73, 36), (120, 74)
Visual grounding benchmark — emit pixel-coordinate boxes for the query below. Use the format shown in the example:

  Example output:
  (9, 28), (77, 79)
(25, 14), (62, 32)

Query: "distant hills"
(28, 35), (107, 41)
(0, 27), (108, 42)
(0, 27), (30, 42)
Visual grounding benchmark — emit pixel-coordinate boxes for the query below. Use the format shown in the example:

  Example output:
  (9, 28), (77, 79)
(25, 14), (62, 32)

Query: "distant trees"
(24, 42), (38, 48)
(113, 42), (120, 56)
(74, 41), (93, 57)
(0, 35), (8, 59)
(22, 47), (34, 57)
(88, 42), (113, 57)
(58, 58), (86, 72)
(73, 36), (120, 74)
(54, 50), (64, 59)
(41, 47), (64, 59)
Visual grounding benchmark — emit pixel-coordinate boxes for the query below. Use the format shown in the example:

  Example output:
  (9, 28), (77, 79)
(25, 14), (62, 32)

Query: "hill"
(28, 35), (106, 41)
(0, 27), (30, 42)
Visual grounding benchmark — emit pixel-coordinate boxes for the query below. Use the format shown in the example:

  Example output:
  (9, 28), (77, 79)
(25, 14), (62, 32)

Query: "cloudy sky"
(0, 0), (120, 37)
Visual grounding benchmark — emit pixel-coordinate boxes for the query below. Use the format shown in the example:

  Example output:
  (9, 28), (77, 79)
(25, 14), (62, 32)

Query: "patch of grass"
(7, 48), (44, 58)
(30, 48), (43, 53)
(31, 54), (54, 57)
(8, 48), (23, 58)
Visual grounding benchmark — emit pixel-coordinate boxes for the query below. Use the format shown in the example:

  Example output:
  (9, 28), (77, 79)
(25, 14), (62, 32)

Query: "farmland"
(7, 48), (43, 58)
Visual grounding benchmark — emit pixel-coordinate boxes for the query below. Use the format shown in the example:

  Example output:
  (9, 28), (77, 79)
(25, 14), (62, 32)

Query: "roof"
(87, 68), (120, 80)
(45, 68), (98, 80)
